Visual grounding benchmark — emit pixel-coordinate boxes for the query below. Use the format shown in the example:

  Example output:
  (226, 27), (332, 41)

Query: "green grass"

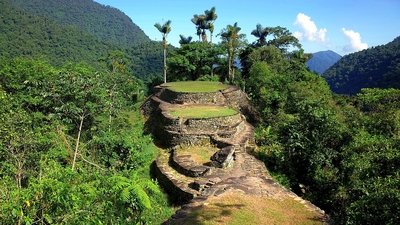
(161, 81), (228, 93)
(168, 105), (237, 119)
(173, 192), (325, 225)
(175, 145), (218, 165)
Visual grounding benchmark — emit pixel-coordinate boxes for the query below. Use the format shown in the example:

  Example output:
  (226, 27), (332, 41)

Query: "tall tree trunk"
(16, 159), (23, 189)
(72, 115), (84, 170)
(108, 92), (113, 132)
(228, 51), (232, 82)
(202, 30), (208, 42)
(163, 47), (167, 83)
(108, 84), (116, 132)
(108, 108), (112, 132)
(163, 36), (167, 83)
(232, 67), (235, 81)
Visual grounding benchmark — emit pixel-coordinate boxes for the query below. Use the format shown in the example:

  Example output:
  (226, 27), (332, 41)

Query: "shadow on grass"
(164, 202), (245, 225)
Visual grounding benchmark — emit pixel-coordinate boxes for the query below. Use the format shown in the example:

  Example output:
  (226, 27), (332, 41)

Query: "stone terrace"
(141, 81), (328, 224)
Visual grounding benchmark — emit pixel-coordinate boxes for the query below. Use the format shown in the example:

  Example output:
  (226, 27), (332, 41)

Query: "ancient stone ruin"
(141, 81), (327, 223)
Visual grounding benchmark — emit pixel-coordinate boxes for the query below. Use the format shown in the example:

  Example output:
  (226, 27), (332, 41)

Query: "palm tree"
(251, 24), (269, 46)
(179, 35), (192, 45)
(154, 20), (171, 83)
(220, 22), (245, 82)
(208, 23), (215, 43)
(191, 14), (208, 42)
(204, 7), (217, 43)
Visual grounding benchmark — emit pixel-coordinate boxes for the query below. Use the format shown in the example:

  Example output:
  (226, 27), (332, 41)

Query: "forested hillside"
(323, 36), (400, 95)
(0, 0), (111, 68)
(306, 50), (341, 74)
(0, 0), (163, 79)
(10, 0), (149, 47)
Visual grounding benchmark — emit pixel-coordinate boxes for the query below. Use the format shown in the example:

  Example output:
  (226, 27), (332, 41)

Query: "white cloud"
(342, 28), (368, 53)
(294, 13), (327, 42)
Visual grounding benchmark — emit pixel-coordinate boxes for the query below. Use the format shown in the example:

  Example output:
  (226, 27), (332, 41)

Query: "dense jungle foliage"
(0, 58), (174, 224)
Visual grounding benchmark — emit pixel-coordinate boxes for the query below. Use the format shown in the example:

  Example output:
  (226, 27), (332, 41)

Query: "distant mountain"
(0, 0), (111, 68)
(306, 50), (341, 74)
(0, 0), (162, 78)
(323, 37), (400, 95)
(10, 0), (150, 48)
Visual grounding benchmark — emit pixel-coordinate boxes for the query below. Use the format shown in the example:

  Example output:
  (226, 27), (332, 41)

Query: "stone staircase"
(142, 82), (328, 224)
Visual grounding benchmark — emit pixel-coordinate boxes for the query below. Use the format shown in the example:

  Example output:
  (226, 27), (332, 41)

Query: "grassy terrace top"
(160, 81), (229, 93)
(168, 105), (238, 119)
(175, 145), (218, 165)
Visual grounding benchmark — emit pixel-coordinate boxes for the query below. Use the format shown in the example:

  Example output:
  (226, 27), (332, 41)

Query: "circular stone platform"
(160, 81), (229, 93)
(156, 81), (234, 105)
(166, 105), (238, 119)
(171, 145), (219, 177)
(175, 145), (218, 165)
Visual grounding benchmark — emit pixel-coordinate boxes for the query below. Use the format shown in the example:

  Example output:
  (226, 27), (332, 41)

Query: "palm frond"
(154, 23), (162, 32)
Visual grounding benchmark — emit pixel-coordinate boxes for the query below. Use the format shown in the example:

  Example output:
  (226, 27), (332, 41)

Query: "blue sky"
(94, 0), (400, 55)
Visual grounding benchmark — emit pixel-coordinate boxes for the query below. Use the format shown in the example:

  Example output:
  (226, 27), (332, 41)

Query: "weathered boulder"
(210, 146), (235, 168)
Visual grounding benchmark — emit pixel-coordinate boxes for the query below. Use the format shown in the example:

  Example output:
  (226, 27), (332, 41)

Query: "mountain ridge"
(306, 50), (341, 74)
(0, 0), (163, 78)
(10, 0), (150, 48)
(0, 0), (112, 68)
(323, 36), (400, 95)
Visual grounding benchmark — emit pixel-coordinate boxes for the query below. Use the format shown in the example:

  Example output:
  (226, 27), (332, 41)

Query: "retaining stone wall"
(159, 88), (226, 105)
(166, 131), (211, 146)
(152, 160), (195, 203)
(163, 112), (242, 134)
(141, 85), (256, 147)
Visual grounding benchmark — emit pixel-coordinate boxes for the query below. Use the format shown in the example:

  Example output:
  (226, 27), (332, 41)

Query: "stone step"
(220, 85), (239, 94)
(171, 149), (213, 178)
(211, 121), (254, 149)
(189, 177), (222, 192)
(154, 150), (232, 201)
(153, 150), (200, 203)
(158, 87), (227, 105)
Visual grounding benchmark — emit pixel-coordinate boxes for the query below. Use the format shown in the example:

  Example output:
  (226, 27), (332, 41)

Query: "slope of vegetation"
(0, 0), (163, 79)
(323, 36), (400, 95)
(10, 0), (150, 47)
(0, 0), (111, 69)
(242, 41), (400, 225)
(0, 58), (174, 224)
